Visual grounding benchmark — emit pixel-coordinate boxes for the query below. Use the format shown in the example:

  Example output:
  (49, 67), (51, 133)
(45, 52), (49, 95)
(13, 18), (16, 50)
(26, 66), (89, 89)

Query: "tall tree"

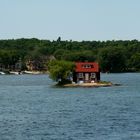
(48, 60), (75, 84)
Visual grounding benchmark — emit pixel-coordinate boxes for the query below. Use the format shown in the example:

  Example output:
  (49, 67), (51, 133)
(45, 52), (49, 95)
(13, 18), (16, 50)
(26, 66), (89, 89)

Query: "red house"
(73, 62), (100, 83)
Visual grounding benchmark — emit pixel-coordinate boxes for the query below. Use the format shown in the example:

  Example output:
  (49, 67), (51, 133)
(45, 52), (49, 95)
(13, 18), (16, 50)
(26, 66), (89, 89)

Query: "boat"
(0, 71), (5, 75)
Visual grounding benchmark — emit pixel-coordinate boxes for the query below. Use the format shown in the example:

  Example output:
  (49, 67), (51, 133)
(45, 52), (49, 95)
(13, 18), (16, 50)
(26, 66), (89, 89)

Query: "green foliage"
(0, 50), (20, 68)
(129, 53), (140, 71)
(48, 60), (75, 84)
(98, 47), (126, 72)
(54, 50), (96, 61)
(0, 38), (140, 72)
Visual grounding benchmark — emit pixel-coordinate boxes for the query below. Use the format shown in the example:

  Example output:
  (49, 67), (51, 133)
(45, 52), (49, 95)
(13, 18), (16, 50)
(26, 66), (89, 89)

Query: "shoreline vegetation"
(0, 38), (140, 73)
(0, 38), (139, 87)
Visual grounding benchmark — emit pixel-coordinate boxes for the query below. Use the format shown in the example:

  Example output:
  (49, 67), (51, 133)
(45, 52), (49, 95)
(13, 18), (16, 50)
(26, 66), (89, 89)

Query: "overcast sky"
(0, 0), (140, 41)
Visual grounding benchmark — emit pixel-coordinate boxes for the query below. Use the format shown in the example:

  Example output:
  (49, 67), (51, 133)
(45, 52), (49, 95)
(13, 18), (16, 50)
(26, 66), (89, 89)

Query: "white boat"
(0, 71), (5, 75)
(9, 71), (20, 75)
(24, 71), (41, 74)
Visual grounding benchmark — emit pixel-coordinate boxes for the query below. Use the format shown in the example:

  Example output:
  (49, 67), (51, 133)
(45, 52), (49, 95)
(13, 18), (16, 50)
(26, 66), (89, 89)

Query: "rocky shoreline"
(63, 81), (120, 87)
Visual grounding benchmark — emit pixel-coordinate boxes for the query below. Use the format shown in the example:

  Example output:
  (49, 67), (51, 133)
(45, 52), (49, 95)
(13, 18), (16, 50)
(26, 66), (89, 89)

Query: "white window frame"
(91, 73), (95, 78)
(82, 64), (91, 68)
(78, 73), (83, 78)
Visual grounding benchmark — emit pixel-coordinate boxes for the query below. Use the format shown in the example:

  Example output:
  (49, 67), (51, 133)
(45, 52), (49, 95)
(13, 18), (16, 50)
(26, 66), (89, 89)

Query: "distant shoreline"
(0, 70), (48, 75)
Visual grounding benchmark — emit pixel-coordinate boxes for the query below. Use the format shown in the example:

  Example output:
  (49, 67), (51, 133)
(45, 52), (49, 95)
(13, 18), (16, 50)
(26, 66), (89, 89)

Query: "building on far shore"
(73, 62), (100, 83)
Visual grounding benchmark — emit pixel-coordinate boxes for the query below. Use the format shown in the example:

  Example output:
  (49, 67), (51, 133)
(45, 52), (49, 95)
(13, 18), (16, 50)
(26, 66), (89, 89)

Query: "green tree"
(0, 38), (140, 72)
(129, 53), (140, 71)
(48, 60), (75, 84)
(98, 47), (126, 72)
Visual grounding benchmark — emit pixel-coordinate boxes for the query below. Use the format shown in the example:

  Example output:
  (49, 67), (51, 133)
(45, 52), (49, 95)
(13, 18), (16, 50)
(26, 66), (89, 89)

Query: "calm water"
(0, 73), (140, 140)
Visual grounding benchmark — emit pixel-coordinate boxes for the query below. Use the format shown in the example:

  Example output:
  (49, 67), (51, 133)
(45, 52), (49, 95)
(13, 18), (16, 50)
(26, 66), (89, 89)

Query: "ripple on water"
(0, 74), (140, 140)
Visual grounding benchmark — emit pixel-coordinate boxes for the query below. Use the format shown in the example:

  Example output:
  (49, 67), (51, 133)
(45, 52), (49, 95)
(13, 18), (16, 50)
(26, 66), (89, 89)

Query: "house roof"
(75, 62), (99, 72)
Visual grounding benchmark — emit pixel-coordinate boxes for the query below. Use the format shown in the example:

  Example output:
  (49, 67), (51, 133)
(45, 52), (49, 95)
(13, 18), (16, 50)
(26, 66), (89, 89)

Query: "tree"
(129, 53), (140, 71)
(0, 38), (140, 72)
(98, 47), (126, 72)
(48, 60), (75, 84)
(57, 37), (61, 42)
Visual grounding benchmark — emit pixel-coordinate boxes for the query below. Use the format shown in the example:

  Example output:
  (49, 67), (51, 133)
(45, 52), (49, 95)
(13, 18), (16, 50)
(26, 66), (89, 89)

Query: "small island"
(64, 81), (113, 87)
(48, 60), (115, 87)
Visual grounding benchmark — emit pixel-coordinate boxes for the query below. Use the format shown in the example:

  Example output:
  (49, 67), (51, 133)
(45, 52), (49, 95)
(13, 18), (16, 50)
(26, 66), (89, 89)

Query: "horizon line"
(0, 37), (139, 42)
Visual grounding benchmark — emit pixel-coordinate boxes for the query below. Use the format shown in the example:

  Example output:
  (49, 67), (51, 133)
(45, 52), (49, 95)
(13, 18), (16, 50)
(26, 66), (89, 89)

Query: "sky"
(0, 0), (140, 41)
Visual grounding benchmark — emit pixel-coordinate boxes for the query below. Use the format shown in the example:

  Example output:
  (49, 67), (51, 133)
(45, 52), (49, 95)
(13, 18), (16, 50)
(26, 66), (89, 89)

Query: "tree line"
(0, 38), (140, 72)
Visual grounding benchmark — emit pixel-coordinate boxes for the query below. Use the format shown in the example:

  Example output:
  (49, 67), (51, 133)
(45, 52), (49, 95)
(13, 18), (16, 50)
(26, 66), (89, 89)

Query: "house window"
(91, 73), (95, 78)
(78, 73), (83, 78)
(82, 64), (93, 68)
(86, 65), (91, 68)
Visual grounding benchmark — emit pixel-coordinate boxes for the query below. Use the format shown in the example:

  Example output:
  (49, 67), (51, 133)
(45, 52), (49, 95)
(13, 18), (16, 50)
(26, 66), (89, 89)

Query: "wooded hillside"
(0, 38), (140, 72)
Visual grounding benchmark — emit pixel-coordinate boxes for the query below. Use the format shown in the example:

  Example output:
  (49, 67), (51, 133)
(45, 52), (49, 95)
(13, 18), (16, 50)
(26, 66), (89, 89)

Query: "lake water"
(0, 73), (140, 140)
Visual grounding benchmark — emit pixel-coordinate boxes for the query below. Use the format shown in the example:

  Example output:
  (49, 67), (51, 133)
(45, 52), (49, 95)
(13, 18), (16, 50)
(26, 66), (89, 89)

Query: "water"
(0, 73), (140, 140)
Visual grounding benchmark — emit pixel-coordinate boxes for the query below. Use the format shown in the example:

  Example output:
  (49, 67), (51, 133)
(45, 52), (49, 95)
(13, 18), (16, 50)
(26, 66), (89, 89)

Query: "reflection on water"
(0, 73), (140, 140)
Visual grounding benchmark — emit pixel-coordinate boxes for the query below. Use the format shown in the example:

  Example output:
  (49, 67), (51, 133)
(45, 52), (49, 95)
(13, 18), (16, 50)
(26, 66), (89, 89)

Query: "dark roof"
(75, 62), (99, 72)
